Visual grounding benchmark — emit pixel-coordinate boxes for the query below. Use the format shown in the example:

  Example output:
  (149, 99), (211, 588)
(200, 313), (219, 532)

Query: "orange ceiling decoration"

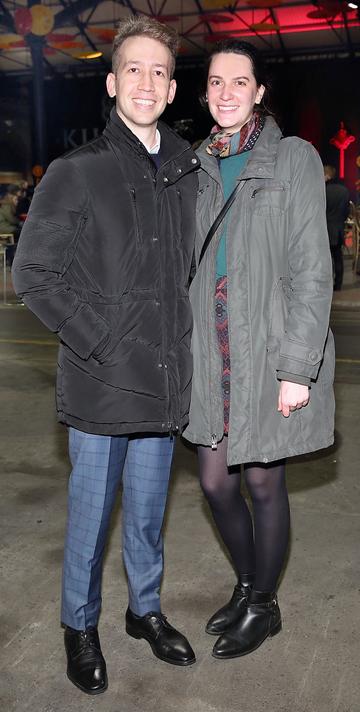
(30, 4), (55, 37)
(88, 27), (117, 39)
(49, 40), (86, 49)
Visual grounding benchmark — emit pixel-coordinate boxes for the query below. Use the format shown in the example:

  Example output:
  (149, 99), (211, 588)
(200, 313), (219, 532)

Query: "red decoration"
(14, 7), (32, 36)
(330, 122), (355, 179)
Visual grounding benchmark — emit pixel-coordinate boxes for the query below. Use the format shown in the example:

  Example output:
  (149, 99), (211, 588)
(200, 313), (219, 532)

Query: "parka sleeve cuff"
(277, 371), (311, 386)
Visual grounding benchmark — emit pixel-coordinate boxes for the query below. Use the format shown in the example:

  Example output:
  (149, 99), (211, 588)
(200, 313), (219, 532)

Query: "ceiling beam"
(193, 0), (213, 35)
(0, 0), (15, 32)
(269, 7), (288, 62)
(341, 8), (355, 58)
(58, 0), (109, 69)
(54, 0), (103, 29)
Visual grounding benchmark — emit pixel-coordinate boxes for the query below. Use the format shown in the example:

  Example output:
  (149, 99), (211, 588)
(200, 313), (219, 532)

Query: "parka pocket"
(268, 277), (289, 338)
(249, 181), (288, 216)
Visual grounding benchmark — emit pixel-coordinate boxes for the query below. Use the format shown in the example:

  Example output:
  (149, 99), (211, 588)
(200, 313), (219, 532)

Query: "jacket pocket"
(268, 277), (289, 338)
(249, 182), (288, 216)
(129, 187), (141, 250)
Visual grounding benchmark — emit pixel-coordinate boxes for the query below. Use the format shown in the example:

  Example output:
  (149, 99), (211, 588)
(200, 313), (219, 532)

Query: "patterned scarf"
(206, 112), (265, 158)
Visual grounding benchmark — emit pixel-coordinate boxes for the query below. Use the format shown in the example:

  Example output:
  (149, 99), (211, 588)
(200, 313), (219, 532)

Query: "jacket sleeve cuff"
(277, 371), (311, 386)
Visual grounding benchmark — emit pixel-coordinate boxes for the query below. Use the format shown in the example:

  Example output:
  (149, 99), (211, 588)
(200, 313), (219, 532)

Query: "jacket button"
(155, 300), (160, 306)
(158, 363), (163, 368)
(163, 176), (169, 183)
(177, 168), (182, 174)
(191, 158), (197, 164)
(310, 351), (318, 361)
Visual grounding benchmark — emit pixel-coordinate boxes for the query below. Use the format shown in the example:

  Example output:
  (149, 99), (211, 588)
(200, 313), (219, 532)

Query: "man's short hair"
(324, 165), (336, 181)
(112, 16), (179, 78)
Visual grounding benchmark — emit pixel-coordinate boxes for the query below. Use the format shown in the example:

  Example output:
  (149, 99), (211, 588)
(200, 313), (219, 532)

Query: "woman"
(183, 40), (334, 659)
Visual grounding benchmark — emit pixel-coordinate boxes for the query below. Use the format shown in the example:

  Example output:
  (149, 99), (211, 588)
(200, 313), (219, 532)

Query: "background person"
(183, 39), (334, 660)
(324, 164), (350, 291)
(13, 16), (199, 695)
(0, 185), (21, 265)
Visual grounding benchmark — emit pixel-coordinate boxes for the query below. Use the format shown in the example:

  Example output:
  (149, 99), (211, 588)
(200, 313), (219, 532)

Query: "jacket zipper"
(206, 186), (225, 451)
(153, 178), (172, 432)
(206, 178), (246, 450)
(129, 188), (141, 249)
(250, 186), (285, 199)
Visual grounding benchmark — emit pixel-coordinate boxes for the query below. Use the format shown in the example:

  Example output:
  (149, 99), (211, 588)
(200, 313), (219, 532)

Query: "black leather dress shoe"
(206, 576), (254, 635)
(212, 590), (281, 659)
(126, 608), (196, 666)
(64, 626), (108, 695)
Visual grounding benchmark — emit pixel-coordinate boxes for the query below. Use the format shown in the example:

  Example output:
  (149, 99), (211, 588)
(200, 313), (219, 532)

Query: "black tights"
(198, 437), (290, 592)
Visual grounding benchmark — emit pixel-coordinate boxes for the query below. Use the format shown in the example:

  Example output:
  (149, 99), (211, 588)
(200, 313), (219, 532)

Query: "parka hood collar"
(197, 116), (283, 183)
(103, 107), (200, 178)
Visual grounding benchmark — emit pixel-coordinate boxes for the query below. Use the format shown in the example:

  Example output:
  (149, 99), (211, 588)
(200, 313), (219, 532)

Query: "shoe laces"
(144, 611), (171, 636)
(75, 629), (101, 661)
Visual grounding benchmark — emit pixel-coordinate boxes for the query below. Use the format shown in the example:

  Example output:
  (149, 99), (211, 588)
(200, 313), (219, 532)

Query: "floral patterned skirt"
(215, 275), (230, 434)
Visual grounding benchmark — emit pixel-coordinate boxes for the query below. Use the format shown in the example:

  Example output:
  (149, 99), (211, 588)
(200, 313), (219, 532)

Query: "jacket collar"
(103, 107), (200, 182)
(197, 116), (283, 184)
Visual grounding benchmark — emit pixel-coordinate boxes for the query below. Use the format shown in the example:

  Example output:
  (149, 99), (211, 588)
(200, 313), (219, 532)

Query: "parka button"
(191, 158), (197, 164)
(158, 363), (163, 368)
(152, 235), (158, 242)
(177, 167), (182, 174)
(163, 176), (169, 183)
(155, 300), (160, 306)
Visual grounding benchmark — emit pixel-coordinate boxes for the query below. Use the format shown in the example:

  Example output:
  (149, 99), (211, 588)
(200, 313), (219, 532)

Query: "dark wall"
(1, 56), (359, 197)
(270, 58), (360, 197)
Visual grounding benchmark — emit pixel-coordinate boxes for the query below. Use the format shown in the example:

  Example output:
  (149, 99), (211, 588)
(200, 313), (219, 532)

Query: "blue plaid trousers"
(61, 427), (174, 629)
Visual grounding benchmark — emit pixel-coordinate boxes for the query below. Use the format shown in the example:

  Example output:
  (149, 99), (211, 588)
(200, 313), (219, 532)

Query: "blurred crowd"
(0, 181), (33, 264)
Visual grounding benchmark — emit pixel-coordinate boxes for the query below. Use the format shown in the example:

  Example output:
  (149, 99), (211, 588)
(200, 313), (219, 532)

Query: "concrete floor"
(1, 302), (360, 712)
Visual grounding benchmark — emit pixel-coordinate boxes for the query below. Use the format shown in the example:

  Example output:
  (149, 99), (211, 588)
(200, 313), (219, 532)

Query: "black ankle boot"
(212, 590), (281, 659)
(64, 626), (108, 695)
(205, 574), (254, 635)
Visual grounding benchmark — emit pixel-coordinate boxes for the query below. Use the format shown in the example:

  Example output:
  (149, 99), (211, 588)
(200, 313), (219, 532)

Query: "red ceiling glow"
(211, 4), (359, 36)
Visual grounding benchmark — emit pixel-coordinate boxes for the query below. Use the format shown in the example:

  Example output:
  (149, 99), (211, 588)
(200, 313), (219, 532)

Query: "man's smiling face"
(106, 35), (176, 135)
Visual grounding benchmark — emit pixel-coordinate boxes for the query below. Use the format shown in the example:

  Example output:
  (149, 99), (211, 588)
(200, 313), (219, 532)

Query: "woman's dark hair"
(200, 39), (271, 114)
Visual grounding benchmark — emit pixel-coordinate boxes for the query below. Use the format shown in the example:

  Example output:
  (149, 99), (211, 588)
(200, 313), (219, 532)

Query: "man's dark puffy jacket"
(12, 109), (199, 435)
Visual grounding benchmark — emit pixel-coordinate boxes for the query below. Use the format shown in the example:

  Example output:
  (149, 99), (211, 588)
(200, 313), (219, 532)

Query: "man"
(324, 164), (350, 291)
(13, 16), (199, 695)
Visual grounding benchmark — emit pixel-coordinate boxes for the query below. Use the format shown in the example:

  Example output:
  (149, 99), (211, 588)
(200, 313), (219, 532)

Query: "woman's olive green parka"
(183, 117), (335, 466)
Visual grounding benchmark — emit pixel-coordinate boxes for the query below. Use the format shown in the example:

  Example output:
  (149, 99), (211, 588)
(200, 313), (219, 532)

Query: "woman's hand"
(278, 381), (309, 418)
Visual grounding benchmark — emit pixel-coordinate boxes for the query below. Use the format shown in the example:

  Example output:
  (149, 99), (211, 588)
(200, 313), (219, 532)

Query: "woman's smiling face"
(207, 52), (265, 133)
